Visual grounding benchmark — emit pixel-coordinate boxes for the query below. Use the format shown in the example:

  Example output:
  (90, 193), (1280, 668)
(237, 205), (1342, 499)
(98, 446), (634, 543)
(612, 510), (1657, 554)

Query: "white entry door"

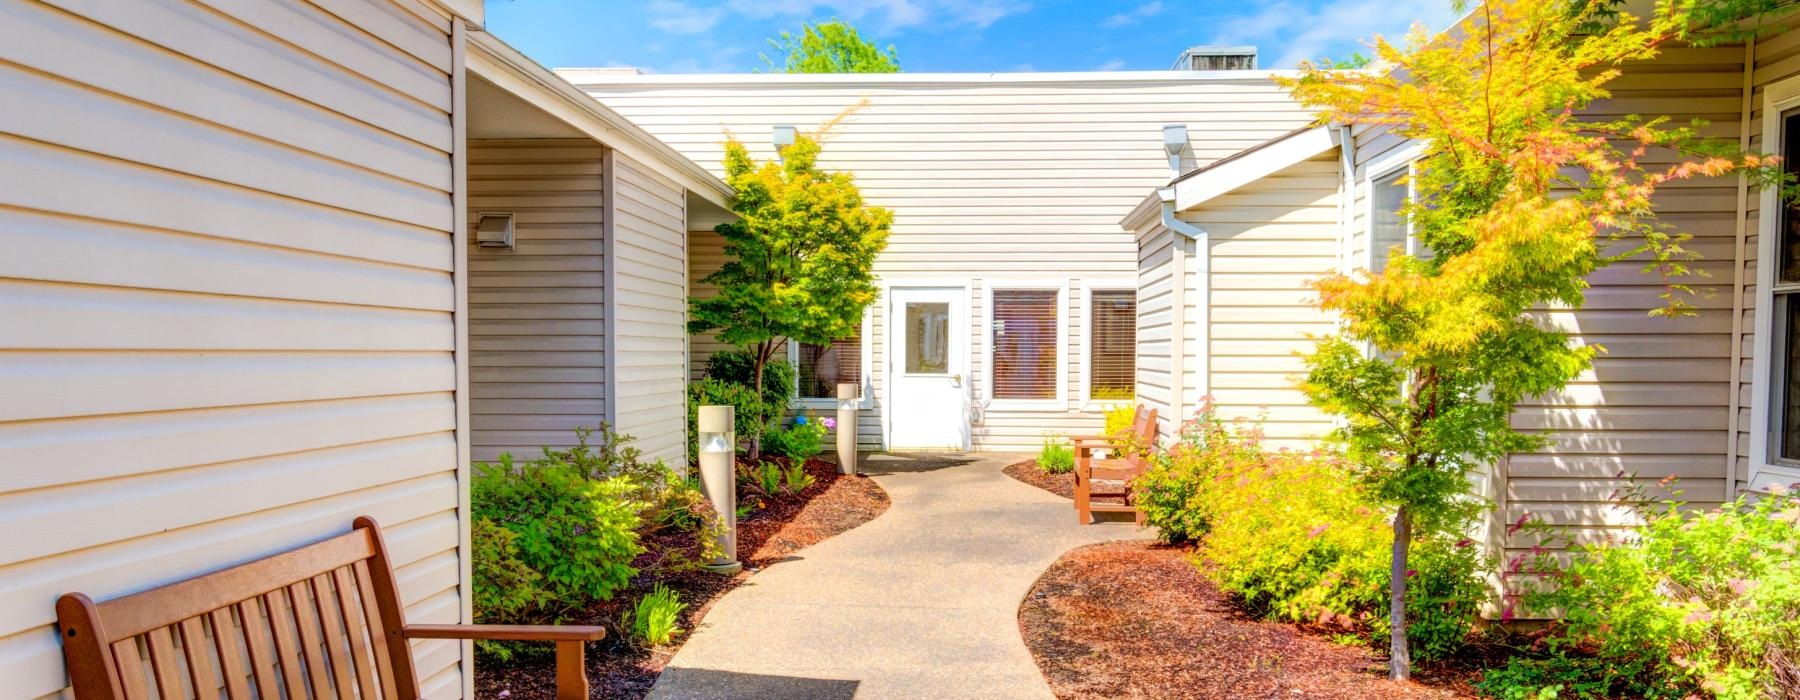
(887, 287), (970, 450)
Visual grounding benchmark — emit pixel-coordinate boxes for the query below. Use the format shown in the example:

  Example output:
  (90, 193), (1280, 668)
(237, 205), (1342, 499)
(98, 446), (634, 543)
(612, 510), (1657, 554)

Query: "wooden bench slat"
(263, 589), (310, 700)
(287, 581), (335, 698)
(355, 515), (420, 700)
(207, 608), (252, 700)
(312, 573), (358, 698)
(97, 529), (377, 641)
(111, 638), (151, 700)
(352, 559), (402, 700)
(236, 599), (283, 700)
(144, 627), (185, 699)
(332, 566), (382, 700)
(177, 617), (220, 700)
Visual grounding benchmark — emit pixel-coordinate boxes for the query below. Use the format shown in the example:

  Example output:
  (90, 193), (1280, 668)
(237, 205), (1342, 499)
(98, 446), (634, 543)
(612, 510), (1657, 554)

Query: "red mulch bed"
(474, 457), (890, 699)
(1020, 540), (1482, 699)
(1004, 459), (1075, 499)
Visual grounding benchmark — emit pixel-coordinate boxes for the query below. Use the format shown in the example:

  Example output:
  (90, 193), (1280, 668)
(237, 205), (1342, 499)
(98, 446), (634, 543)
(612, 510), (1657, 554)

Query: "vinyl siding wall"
(1135, 225), (1179, 440)
(578, 74), (1313, 450)
(468, 139), (606, 463)
(608, 153), (690, 462)
(0, 0), (466, 695)
(1181, 154), (1342, 449)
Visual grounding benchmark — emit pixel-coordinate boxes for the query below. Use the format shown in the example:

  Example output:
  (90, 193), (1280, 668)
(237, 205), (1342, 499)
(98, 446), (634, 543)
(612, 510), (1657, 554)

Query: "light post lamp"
(835, 383), (859, 475)
(696, 405), (741, 574)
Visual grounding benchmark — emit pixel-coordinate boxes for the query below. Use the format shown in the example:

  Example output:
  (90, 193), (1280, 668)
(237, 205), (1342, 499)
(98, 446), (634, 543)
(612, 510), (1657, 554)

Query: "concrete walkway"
(649, 452), (1149, 700)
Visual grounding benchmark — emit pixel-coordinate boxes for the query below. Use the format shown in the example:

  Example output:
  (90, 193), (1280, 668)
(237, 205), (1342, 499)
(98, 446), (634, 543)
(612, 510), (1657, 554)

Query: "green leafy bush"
(1037, 437), (1074, 474)
(1509, 484), (1800, 699)
(766, 415), (827, 463)
(685, 351), (800, 458)
(623, 584), (686, 647)
(1142, 404), (1486, 661)
(783, 462), (816, 493)
(686, 378), (759, 460)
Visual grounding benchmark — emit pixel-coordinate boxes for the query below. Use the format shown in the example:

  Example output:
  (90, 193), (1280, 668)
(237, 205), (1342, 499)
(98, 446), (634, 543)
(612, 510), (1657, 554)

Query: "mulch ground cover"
(475, 456), (890, 699)
(1020, 540), (1484, 699)
(1004, 459), (1076, 499)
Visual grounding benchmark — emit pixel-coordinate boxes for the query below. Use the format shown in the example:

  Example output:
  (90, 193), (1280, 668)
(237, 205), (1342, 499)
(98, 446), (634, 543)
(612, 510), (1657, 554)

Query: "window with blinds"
(992, 289), (1060, 400)
(1089, 290), (1136, 400)
(797, 332), (861, 399)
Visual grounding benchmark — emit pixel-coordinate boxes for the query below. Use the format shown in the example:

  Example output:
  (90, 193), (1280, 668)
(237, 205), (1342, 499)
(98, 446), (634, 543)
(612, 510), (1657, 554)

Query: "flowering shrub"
(1101, 404), (1150, 460)
(1139, 404), (1486, 660)
(766, 414), (828, 463)
(1503, 484), (1800, 699)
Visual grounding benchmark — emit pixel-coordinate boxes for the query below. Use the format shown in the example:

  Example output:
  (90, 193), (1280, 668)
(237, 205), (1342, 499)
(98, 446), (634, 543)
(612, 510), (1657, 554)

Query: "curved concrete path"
(649, 453), (1150, 699)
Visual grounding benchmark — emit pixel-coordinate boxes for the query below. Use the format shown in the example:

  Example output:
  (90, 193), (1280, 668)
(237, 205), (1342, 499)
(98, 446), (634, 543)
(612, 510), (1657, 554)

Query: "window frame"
(1079, 280), (1138, 409)
(1749, 76), (1800, 490)
(1362, 142), (1427, 273)
(983, 281), (1069, 411)
(787, 307), (874, 410)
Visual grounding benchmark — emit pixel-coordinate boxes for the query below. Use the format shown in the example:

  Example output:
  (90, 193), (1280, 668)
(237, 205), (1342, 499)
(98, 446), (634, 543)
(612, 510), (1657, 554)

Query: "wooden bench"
(1069, 406), (1159, 525)
(56, 516), (604, 700)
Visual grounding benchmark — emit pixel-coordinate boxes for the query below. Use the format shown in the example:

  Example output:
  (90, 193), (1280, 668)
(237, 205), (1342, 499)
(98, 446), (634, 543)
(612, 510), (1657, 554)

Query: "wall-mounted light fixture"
(1162, 125), (1190, 180)
(474, 212), (515, 249)
(772, 124), (798, 163)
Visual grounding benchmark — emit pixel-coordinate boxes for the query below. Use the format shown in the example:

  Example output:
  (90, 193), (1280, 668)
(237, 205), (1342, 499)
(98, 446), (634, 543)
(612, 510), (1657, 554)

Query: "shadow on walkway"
(653, 669), (859, 700)
(853, 451), (978, 475)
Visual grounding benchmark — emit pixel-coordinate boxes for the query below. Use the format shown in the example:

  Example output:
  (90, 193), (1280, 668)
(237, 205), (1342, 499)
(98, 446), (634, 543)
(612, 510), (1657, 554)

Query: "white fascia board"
(556, 68), (1307, 89)
(1170, 125), (1340, 212)
(467, 33), (732, 206)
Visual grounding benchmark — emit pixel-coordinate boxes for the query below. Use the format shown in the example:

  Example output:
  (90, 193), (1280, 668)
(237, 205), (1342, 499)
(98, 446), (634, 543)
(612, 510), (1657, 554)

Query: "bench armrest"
(1067, 434), (1115, 443)
(404, 624), (606, 642)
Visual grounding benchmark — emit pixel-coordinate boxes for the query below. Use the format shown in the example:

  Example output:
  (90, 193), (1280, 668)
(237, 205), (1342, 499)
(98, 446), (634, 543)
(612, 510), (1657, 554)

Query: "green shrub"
(471, 517), (547, 623)
(685, 351), (800, 458)
(1101, 404), (1149, 459)
(623, 584), (686, 647)
(783, 461), (816, 493)
(1141, 404), (1485, 661)
(1513, 484), (1800, 699)
(686, 378), (760, 460)
(766, 415), (828, 463)
(1037, 437), (1074, 474)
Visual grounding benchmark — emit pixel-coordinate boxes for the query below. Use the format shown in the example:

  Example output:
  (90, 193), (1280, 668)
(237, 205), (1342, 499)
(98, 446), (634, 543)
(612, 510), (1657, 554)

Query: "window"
(1370, 167), (1410, 273)
(1088, 289), (1136, 401)
(904, 302), (950, 374)
(1764, 110), (1800, 468)
(991, 289), (1060, 401)
(796, 331), (861, 399)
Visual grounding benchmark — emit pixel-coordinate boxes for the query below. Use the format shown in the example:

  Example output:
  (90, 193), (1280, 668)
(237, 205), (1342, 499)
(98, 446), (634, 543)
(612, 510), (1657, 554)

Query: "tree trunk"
(748, 354), (766, 462)
(1389, 504), (1413, 681)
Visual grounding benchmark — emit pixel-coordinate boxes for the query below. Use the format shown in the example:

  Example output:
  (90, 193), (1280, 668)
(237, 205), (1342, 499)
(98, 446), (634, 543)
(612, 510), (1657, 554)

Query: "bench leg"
(555, 640), (589, 700)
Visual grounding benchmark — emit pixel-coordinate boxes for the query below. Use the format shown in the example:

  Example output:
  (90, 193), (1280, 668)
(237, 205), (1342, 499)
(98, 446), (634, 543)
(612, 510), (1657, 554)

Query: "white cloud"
(647, 0), (727, 34)
(1094, 58), (1127, 71)
(725, 0), (1029, 30)
(1101, 1), (1164, 29)
(1206, 0), (1460, 68)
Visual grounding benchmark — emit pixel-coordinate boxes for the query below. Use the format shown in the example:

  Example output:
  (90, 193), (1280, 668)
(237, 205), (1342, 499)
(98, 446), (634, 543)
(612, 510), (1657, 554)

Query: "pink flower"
(1307, 524), (1329, 538)
(821, 417), (837, 429)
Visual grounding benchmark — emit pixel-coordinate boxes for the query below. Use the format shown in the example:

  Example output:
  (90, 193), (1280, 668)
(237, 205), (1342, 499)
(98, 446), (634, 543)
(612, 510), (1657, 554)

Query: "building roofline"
(555, 68), (1309, 89)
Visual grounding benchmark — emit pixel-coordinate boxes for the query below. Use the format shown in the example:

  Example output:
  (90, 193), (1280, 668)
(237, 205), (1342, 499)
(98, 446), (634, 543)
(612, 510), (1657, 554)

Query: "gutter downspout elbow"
(1158, 187), (1206, 240)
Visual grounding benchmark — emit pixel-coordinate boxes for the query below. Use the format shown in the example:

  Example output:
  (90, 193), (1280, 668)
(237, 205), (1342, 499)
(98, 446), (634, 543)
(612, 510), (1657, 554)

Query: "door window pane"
(992, 289), (1059, 400)
(1089, 290), (1136, 400)
(904, 302), (949, 374)
(798, 332), (861, 398)
(1371, 168), (1408, 273)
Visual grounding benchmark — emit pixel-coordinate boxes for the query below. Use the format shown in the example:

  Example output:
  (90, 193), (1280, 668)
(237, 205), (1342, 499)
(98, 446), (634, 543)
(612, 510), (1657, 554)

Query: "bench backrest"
(57, 516), (422, 700)
(1121, 406), (1159, 467)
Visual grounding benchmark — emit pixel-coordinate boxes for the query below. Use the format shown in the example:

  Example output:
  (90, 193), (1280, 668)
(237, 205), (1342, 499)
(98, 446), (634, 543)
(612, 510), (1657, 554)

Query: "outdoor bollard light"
(836, 382), (858, 475)
(697, 405), (742, 574)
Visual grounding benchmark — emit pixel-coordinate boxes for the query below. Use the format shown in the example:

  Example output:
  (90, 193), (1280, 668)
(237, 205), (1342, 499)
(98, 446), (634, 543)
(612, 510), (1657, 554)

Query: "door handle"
(952, 373), (963, 385)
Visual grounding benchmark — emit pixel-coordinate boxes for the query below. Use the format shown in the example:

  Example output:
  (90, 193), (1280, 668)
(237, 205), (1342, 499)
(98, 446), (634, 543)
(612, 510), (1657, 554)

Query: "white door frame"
(883, 283), (972, 451)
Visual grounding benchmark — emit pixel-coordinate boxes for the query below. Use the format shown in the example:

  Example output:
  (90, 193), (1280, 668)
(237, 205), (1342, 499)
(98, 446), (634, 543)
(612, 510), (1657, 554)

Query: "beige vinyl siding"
(1504, 48), (1745, 562)
(607, 153), (690, 462)
(0, 1), (464, 696)
(1135, 225), (1178, 439)
(468, 139), (606, 463)
(579, 74), (1312, 448)
(1182, 154), (1342, 449)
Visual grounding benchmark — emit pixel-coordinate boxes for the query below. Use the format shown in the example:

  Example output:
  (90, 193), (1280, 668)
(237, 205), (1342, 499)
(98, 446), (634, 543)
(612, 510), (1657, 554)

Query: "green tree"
(762, 20), (900, 73)
(690, 127), (891, 459)
(1281, 0), (1784, 680)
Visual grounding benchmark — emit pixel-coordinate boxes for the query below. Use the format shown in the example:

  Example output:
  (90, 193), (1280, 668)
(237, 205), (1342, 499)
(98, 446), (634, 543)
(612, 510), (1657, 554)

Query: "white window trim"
(1079, 280), (1138, 410)
(1362, 141), (1428, 272)
(983, 280), (1069, 412)
(1747, 75), (1800, 491)
(788, 307), (875, 411)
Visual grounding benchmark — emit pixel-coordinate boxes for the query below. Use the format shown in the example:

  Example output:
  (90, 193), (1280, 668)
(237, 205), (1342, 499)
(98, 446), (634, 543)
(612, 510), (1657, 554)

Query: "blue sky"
(484, 0), (1461, 74)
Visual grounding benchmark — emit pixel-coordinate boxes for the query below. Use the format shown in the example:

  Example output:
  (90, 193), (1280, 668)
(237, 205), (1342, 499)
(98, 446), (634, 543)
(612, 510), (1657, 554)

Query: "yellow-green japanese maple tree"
(1282, 0), (1790, 680)
(690, 130), (891, 460)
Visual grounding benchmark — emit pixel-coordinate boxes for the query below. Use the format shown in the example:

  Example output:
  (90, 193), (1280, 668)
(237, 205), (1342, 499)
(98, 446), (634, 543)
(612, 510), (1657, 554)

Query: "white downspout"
(1160, 187), (1207, 425)
(1336, 123), (1355, 275)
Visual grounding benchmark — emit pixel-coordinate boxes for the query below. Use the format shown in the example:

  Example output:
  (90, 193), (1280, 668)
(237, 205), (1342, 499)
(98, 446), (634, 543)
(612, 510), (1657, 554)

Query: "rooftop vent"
(1172, 46), (1257, 71)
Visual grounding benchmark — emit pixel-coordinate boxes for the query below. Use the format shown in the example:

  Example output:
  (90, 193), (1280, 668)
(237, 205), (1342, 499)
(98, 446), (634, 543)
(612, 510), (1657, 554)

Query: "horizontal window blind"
(992, 289), (1059, 400)
(798, 332), (861, 399)
(1089, 290), (1136, 400)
